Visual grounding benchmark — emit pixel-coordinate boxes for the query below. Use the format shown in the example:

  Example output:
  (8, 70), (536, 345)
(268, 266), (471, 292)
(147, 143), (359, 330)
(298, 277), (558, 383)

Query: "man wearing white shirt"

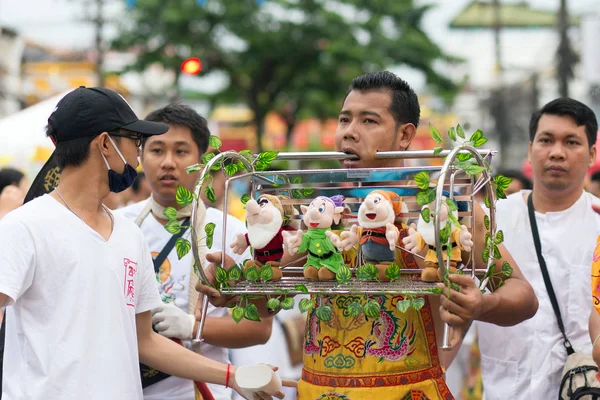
(476, 97), (600, 399)
(118, 103), (273, 400)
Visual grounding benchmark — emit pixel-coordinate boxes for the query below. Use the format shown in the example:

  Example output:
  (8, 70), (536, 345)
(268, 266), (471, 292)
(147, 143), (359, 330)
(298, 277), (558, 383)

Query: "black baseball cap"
(48, 86), (168, 142)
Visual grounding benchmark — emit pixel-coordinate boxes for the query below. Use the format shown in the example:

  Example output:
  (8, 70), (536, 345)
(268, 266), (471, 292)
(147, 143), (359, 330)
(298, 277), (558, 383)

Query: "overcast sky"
(1, 0), (600, 90)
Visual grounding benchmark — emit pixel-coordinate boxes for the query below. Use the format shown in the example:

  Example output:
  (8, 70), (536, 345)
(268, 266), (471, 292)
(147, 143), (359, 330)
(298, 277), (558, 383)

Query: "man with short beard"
(475, 98), (600, 399)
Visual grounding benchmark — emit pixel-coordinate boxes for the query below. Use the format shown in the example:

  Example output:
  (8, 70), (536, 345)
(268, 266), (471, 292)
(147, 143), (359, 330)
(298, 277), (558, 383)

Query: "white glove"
(282, 229), (303, 255)
(459, 225), (473, 252)
(402, 223), (420, 252)
(230, 232), (248, 255)
(385, 223), (399, 252)
(152, 303), (195, 340)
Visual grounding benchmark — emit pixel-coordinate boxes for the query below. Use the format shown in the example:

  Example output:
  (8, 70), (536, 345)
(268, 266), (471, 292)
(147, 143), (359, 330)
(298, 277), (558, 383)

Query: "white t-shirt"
(0, 194), (162, 400)
(476, 190), (600, 400)
(118, 199), (250, 400)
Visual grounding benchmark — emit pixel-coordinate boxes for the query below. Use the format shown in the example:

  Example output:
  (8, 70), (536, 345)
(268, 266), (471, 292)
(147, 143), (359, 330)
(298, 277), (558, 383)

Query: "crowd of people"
(1, 71), (600, 400)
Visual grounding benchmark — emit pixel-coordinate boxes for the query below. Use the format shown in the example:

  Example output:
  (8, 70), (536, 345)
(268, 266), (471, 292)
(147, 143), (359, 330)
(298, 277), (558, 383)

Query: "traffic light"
(181, 58), (202, 75)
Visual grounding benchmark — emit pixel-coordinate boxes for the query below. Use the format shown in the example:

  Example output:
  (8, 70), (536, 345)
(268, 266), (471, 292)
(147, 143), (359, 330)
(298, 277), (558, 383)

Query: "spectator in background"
(587, 170), (600, 198)
(496, 169), (533, 196)
(0, 168), (29, 219)
(130, 172), (152, 204)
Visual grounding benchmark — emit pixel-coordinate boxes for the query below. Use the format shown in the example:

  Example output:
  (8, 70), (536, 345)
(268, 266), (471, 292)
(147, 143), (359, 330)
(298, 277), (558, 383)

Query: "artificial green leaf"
(210, 160), (222, 172)
(215, 266), (228, 284)
(291, 189), (304, 199)
(484, 215), (490, 230)
(291, 176), (302, 184)
(445, 197), (458, 211)
(421, 207), (431, 223)
(485, 232), (492, 246)
(227, 265), (242, 281)
(469, 129), (483, 143)
(464, 164), (486, 175)
(281, 297), (295, 310)
(176, 185), (194, 207)
(336, 265), (352, 283)
(357, 264), (378, 280)
(294, 284), (309, 294)
(448, 127), (457, 141)
(414, 171), (430, 190)
(456, 124), (465, 139)
(205, 222), (215, 249)
(244, 304), (261, 321)
(186, 163), (203, 173)
(304, 188), (315, 196)
(209, 135), (222, 150)
(429, 123), (443, 144)
(473, 137), (488, 147)
(267, 298), (281, 311)
(447, 211), (460, 228)
(385, 263), (401, 281)
(494, 230), (504, 245)
(232, 306), (245, 323)
(496, 280), (505, 289)
(315, 305), (332, 322)
(254, 151), (278, 171)
(416, 188), (436, 206)
(363, 300), (381, 318)
(440, 224), (452, 243)
(165, 220), (181, 235)
(239, 149), (252, 158)
(299, 298), (315, 313)
(493, 245), (502, 259)
(484, 196), (491, 209)
(163, 207), (178, 220)
(202, 152), (216, 164)
(175, 238), (191, 260)
(396, 299), (411, 313)
(244, 266), (259, 282)
(260, 265), (274, 281)
(347, 302), (363, 318)
(224, 163), (239, 177)
(486, 263), (496, 279)
(494, 175), (512, 192)
(241, 194), (251, 205)
(456, 153), (472, 162)
(502, 261), (513, 277)
(433, 146), (444, 156)
(411, 297), (425, 311)
(204, 185), (216, 203)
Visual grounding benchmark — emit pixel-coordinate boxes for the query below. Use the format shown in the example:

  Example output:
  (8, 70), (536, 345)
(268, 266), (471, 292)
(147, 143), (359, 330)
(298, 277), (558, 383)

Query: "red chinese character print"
(123, 258), (138, 307)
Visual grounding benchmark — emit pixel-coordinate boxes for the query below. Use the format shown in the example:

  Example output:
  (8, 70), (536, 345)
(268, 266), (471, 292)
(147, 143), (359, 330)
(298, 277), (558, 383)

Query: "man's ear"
(396, 123), (417, 151)
(590, 144), (597, 169)
(96, 132), (112, 156)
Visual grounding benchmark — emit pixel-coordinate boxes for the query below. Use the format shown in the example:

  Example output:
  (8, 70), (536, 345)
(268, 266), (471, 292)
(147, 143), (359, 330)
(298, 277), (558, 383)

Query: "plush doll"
(230, 194), (297, 281)
(328, 190), (407, 280)
(282, 195), (346, 280)
(402, 196), (473, 282)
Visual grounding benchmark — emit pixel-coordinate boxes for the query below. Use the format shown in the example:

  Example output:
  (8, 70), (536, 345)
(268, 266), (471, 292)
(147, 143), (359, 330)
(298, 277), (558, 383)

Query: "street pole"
(94, 0), (105, 87)
(557, 0), (572, 98)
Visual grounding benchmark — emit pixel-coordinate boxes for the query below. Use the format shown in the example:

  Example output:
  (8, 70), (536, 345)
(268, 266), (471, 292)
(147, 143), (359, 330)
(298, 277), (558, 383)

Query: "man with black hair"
(201, 71), (538, 399)
(118, 103), (274, 400)
(0, 87), (281, 400)
(476, 98), (600, 399)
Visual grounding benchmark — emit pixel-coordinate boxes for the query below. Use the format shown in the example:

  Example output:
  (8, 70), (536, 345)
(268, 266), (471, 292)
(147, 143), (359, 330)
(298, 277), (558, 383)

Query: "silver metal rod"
(272, 150), (496, 161)
(192, 294), (210, 343)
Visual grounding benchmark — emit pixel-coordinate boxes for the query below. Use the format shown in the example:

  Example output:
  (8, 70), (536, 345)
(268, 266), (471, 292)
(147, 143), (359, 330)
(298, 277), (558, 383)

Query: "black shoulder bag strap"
(140, 216), (191, 388)
(152, 217), (190, 273)
(527, 193), (575, 355)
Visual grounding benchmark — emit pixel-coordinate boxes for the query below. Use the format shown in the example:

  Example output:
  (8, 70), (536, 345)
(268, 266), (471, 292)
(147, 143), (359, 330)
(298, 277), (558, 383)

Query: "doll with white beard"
(230, 194), (297, 281)
(328, 190), (406, 281)
(402, 196), (473, 282)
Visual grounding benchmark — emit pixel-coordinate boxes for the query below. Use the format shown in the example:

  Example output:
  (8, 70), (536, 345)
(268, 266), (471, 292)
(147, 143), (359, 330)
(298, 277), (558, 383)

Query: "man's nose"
(343, 124), (359, 142)
(549, 143), (566, 159)
(161, 151), (176, 168)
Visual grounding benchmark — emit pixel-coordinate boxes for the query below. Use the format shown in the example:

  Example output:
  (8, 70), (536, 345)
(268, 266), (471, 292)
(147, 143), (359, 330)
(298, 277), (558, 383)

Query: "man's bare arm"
(196, 316), (273, 348)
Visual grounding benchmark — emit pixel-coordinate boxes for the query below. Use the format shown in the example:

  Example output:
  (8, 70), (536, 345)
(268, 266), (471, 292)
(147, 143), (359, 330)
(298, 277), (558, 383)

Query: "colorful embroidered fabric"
(297, 229), (454, 400)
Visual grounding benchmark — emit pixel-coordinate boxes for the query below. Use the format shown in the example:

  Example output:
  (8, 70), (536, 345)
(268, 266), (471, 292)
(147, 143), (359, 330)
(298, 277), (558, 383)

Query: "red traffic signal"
(181, 57), (202, 75)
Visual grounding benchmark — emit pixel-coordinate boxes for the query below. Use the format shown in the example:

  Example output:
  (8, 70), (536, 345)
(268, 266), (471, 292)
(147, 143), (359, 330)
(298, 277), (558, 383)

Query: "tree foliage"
(112, 0), (459, 151)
